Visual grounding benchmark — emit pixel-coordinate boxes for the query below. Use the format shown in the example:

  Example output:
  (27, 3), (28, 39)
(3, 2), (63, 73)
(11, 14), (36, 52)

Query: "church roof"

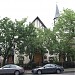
(32, 16), (47, 28)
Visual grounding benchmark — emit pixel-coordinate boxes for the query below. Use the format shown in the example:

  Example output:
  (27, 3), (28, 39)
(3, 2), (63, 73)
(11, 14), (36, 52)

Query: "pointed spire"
(54, 4), (60, 19)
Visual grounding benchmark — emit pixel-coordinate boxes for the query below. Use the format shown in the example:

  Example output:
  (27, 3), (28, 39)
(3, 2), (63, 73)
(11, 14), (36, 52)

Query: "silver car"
(0, 64), (24, 75)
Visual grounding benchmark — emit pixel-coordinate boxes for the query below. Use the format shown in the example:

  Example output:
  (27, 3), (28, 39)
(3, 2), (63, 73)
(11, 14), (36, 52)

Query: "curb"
(25, 70), (75, 74)
(64, 71), (75, 73)
(25, 70), (32, 74)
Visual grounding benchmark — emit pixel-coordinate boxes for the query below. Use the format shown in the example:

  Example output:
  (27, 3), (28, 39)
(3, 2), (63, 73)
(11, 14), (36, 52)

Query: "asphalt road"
(24, 72), (75, 75)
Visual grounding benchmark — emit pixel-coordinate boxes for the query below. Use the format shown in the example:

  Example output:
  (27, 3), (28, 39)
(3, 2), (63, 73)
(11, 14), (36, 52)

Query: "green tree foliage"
(19, 24), (47, 62)
(0, 17), (48, 65)
(0, 17), (15, 65)
(0, 17), (27, 65)
(53, 9), (75, 61)
(16, 24), (38, 61)
(44, 29), (58, 54)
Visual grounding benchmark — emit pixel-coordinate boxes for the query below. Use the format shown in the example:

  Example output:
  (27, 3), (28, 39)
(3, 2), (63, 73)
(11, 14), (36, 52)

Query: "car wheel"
(56, 69), (61, 74)
(14, 70), (20, 75)
(37, 70), (42, 74)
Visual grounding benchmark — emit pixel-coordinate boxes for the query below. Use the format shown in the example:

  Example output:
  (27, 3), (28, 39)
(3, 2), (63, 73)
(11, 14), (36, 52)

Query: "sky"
(0, 0), (75, 29)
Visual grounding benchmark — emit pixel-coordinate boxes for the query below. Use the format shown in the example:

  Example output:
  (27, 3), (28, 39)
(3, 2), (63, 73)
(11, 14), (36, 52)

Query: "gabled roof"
(32, 16), (47, 28)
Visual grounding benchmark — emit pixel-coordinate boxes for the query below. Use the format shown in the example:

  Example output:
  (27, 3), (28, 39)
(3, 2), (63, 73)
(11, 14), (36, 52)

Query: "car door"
(1, 65), (11, 74)
(49, 64), (56, 73)
(0, 68), (4, 74)
(42, 64), (51, 73)
(9, 65), (16, 73)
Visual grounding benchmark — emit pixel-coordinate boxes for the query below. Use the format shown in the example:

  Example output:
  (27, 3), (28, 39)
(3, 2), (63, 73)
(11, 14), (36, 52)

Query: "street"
(24, 72), (75, 75)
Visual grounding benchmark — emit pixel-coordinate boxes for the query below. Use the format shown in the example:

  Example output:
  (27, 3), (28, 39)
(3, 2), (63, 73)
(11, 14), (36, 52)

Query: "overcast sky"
(0, 0), (75, 29)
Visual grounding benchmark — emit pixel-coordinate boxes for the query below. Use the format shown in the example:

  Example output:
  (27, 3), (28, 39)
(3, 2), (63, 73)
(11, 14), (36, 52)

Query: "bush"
(42, 61), (49, 66)
(54, 61), (75, 68)
(63, 61), (75, 68)
(16, 61), (75, 69)
(23, 62), (37, 70)
(23, 64), (31, 70)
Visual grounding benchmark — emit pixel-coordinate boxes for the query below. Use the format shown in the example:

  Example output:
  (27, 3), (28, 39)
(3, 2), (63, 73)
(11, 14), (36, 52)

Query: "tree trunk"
(2, 42), (13, 66)
(67, 54), (71, 61)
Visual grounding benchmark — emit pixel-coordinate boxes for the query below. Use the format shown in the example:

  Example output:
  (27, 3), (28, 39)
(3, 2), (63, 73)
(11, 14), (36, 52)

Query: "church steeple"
(54, 4), (60, 19)
(54, 4), (60, 25)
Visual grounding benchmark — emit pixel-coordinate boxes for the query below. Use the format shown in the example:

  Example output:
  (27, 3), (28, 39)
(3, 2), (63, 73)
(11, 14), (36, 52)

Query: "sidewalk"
(64, 68), (75, 73)
(25, 68), (75, 74)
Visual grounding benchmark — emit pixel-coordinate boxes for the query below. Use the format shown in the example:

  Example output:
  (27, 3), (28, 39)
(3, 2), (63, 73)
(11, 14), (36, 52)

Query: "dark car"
(32, 64), (64, 74)
(0, 64), (24, 75)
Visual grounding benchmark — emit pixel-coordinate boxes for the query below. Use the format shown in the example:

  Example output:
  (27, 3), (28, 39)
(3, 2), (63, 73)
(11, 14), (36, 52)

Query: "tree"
(17, 24), (47, 62)
(0, 17), (48, 65)
(16, 24), (37, 62)
(43, 29), (58, 54)
(53, 9), (75, 61)
(0, 17), (15, 65)
(0, 17), (27, 65)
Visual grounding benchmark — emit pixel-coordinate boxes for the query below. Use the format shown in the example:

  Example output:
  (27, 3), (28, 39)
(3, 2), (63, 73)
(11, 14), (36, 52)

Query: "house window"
(44, 55), (47, 59)
(49, 57), (54, 63)
(18, 56), (24, 64)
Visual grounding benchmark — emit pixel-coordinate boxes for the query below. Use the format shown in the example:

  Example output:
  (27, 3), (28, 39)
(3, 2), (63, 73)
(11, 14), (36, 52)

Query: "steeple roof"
(54, 4), (60, 19)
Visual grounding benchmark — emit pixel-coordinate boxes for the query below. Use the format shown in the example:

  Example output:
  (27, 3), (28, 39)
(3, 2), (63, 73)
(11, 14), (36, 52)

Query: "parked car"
(32, 64), (64, 74)
(0, 64), (24, 75)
